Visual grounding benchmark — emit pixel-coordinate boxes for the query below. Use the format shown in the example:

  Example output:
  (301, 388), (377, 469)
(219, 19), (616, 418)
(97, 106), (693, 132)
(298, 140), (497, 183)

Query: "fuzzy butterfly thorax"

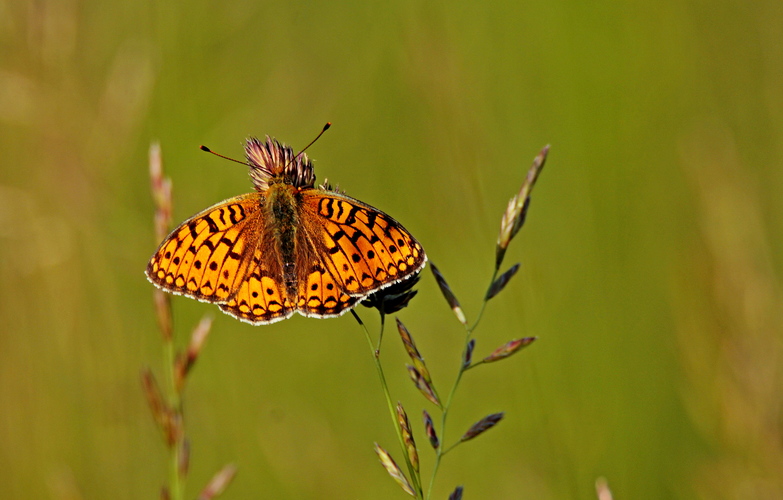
(146, 135), (427, 325)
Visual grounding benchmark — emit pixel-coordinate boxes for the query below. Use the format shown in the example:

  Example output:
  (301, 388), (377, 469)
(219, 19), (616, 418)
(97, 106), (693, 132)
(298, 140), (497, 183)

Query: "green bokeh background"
(2, 1), (782, 499)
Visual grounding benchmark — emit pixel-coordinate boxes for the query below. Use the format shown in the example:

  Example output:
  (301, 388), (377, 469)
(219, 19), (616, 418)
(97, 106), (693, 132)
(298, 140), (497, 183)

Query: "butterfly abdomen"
(266, 182), (300, 296)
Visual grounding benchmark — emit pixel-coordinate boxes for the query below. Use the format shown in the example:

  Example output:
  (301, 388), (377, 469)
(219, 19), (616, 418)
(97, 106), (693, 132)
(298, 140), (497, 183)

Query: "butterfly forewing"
(302, 191), (426, 297)
(146, 194), (262, 302)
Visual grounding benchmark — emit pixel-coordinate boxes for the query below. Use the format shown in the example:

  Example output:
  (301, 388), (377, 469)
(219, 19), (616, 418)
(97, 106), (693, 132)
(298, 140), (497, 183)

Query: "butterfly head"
(245, 136), (316, 191)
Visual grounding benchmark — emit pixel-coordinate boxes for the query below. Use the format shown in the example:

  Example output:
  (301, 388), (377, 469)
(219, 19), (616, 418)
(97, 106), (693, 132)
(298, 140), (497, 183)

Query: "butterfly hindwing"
(295, 259), (359, 318)
(218, 245), (297, 324)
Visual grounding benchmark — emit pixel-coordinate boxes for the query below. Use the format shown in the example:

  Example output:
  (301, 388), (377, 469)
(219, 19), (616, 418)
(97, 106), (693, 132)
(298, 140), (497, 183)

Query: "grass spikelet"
(407, 365), (441, 408)
(422, 410), (439, 450)
(430, 263), (467, 325)
(396, 402), (419, 472)
(374, 443), (416, 496)
(448, 485), (464, 500)
(197, 465), (238, 500)
(460, 412), (505, 442)
(481, 337), (536, 364)
(485, 263), (521, 300)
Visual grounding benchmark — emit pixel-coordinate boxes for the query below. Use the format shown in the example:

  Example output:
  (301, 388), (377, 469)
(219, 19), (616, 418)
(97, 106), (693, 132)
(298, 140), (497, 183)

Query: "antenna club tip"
(323, 122), (331, 131)
(200, 145), (211, 152)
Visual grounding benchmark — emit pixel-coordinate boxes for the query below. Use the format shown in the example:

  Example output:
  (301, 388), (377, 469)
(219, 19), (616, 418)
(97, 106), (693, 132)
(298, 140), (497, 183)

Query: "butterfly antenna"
(199, 145), (250, 166)
(287, 122), (331, 167)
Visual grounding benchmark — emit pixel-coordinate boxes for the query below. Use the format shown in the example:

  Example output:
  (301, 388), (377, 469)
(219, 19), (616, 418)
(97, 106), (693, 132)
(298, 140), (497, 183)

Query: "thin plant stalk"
(164, 333), (184, 500)
(425, 268), (498, 499)
(353, 311), (424, 499)
(469, 266), (500, 333)
(149, 142), (187, 500)
(146, 142), (233, 500)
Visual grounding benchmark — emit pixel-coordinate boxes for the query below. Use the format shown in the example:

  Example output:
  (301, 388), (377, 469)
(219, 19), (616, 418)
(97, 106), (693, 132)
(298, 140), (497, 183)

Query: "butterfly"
(146, 134), (427, 325)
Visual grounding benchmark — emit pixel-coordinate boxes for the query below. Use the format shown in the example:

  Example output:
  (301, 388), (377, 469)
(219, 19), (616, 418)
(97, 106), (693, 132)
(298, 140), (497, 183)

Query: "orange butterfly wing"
(218, 243), (298, 324)
(146, 194), (259, 301)
(293, 256), (360, 319)
(147, 192), (297, 325)
(295, 190), (427, 318)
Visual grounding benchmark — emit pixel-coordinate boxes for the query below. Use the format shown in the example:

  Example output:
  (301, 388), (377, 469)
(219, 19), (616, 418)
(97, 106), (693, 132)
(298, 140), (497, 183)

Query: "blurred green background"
(2, 0), (782, 498)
